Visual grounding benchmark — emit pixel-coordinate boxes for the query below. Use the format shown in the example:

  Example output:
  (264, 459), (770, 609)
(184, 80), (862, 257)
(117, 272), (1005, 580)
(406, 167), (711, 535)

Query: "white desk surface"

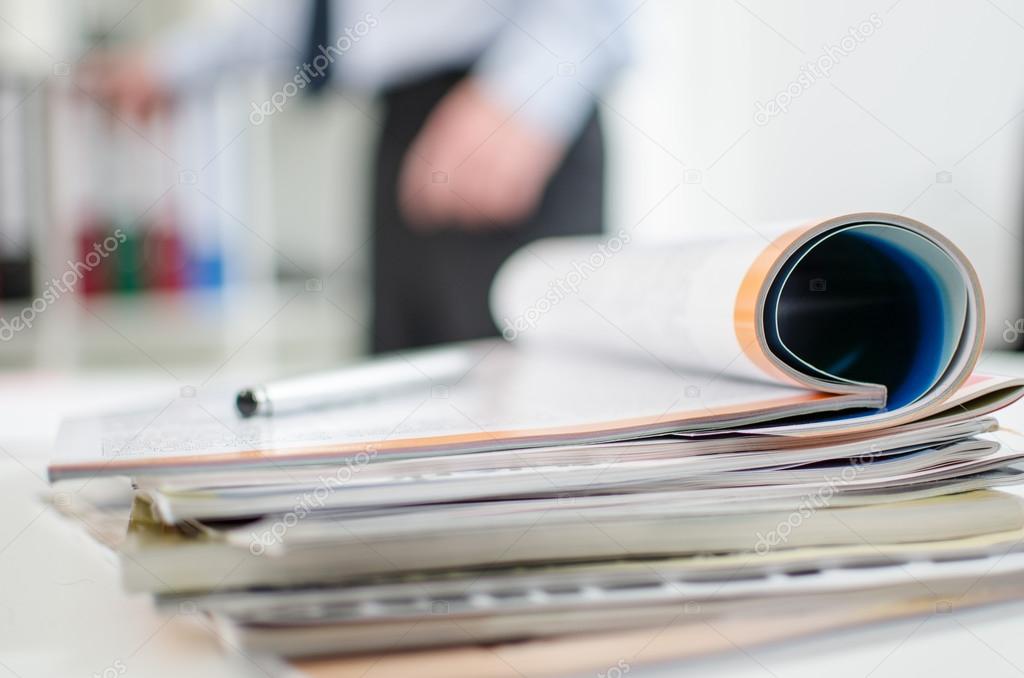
(3, 352), (1024, 678)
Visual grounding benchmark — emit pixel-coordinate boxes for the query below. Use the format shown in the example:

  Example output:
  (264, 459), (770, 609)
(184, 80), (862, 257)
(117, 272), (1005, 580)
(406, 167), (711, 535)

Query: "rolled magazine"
(492, 212), (1002, 434)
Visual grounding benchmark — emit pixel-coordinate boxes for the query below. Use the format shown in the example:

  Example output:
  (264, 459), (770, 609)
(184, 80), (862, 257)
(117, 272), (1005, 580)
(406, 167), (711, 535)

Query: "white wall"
(606, 0), (1024, 346)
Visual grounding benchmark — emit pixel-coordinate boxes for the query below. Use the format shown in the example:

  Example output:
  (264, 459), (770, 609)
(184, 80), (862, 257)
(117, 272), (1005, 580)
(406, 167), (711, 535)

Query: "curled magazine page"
(492, 212), (1016, 432)
(491, 226), (782, 385)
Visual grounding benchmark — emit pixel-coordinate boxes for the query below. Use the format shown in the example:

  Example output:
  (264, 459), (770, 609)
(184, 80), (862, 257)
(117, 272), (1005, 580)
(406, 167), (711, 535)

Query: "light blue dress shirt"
(152, 0), (633, 142)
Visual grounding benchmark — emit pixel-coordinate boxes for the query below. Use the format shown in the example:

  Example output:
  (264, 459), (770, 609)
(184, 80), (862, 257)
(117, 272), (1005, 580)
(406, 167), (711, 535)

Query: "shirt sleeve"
(470, 0), (633, 144)
(147, 1), (310, 92)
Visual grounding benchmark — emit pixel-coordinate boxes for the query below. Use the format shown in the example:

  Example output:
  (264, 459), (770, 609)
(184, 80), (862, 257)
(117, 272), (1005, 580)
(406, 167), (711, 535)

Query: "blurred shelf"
(0, 281), (367, 373)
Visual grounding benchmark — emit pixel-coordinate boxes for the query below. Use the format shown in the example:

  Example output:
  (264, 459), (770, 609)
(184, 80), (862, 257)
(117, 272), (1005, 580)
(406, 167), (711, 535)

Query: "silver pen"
(236, 345), (480, 418)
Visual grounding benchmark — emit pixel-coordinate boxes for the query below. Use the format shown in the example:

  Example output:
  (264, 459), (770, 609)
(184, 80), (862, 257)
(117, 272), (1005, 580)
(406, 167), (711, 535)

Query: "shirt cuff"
(470, 18), (629, 144)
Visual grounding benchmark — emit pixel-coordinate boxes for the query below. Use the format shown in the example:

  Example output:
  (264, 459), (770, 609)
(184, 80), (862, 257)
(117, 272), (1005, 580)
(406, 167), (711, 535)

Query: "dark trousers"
(371, 71), (605, 353)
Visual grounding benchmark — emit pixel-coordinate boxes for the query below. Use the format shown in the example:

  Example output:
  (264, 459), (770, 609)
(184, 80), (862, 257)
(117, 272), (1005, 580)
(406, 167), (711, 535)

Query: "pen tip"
(236, 389), (259, 418)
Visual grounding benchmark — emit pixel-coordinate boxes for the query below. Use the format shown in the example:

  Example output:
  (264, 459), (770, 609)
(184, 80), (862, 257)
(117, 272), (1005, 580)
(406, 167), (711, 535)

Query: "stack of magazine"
(49, 213), (1024, 673)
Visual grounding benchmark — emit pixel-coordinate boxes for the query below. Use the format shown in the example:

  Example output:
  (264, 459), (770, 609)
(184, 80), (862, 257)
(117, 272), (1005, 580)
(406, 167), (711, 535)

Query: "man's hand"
(76, 50), (169, 122)
(398, 78), (565, 230)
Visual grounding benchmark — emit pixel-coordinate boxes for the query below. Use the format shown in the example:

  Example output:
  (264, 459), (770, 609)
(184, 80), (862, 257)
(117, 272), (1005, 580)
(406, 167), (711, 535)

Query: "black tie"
(304, 0), (332, 93)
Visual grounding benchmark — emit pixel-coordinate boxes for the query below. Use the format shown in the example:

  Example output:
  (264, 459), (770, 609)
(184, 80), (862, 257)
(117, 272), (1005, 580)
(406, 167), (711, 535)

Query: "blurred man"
(90, 0), (630, 352)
